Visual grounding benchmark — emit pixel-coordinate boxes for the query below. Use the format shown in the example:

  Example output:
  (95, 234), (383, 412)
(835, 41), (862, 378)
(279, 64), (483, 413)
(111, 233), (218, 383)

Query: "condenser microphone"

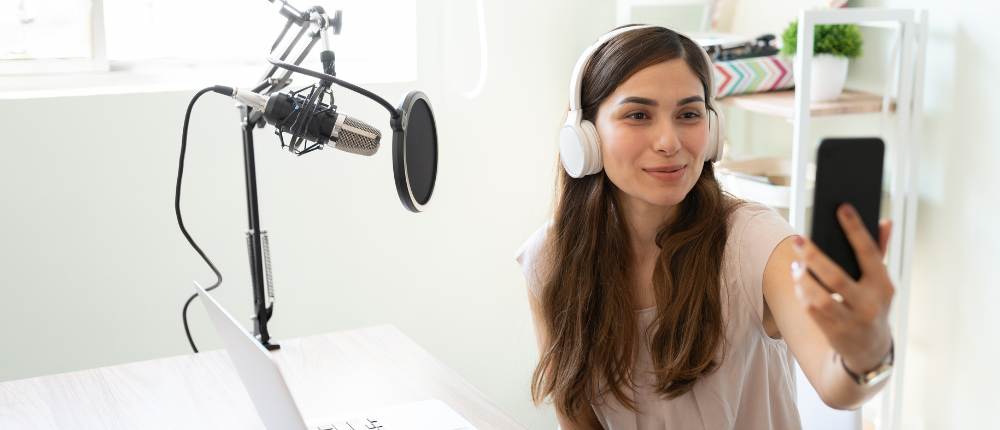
(233, 88), (381, 156)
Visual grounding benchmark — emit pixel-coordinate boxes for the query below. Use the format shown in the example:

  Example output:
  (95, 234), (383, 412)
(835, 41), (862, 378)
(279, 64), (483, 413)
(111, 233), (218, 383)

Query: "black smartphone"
(810, 137), (884, 281)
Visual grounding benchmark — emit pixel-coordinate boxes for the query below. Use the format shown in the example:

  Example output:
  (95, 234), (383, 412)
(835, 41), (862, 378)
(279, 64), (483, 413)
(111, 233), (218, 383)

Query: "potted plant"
(781, 20), (863, 101)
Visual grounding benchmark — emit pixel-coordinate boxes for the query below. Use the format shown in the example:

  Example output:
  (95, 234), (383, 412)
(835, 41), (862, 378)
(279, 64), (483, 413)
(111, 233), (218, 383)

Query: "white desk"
(0, 325), (525, 429)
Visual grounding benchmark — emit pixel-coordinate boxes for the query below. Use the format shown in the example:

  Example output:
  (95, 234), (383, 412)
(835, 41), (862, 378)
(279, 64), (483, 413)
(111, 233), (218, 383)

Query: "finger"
(837, 204), (884, 275)
(792, 259), (851, 322)
(794, 236), (860, 306)
(878, 219), (892, 258)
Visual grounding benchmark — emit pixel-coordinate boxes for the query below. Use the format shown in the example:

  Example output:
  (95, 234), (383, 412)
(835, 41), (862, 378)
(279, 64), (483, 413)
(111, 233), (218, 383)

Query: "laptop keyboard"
(316, 417), (385, 430)
(308, 399), (476, 430)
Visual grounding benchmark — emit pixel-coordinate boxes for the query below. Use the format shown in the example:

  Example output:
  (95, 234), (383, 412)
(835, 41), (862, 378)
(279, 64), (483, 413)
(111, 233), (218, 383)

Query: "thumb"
(878, 219), (892, 258)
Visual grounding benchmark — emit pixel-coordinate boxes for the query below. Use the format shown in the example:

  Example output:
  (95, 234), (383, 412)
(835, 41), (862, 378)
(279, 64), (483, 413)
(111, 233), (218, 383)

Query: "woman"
(515, 26), (896, 429)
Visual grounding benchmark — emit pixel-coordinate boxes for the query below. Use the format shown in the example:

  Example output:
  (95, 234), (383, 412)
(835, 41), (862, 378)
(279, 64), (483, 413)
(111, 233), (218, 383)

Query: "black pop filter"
(393, 91), (438, 212)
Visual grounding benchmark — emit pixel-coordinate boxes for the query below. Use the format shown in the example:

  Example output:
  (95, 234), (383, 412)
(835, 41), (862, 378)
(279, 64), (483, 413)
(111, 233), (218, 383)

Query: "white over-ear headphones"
(559, 25), (724, 178)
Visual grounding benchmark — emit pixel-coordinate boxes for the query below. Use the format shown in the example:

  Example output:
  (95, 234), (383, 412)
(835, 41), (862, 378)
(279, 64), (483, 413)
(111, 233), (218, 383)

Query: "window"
(0, 0), (106, 74)
(1, 0), (416, 84)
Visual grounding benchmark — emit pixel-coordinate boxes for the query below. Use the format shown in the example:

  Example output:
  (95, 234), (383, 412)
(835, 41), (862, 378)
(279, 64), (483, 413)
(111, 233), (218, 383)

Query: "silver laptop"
(194, 281), (477, 430)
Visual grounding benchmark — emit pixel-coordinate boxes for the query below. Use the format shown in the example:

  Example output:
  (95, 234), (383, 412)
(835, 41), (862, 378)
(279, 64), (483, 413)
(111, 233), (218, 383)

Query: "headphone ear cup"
(559, 123), (588, 178)
(707, 108), (725, 162)
(579, 120), (602, 175)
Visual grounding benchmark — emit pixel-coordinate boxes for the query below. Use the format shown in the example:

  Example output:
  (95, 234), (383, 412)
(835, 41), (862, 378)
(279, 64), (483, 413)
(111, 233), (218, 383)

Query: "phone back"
(810, 138), (884, 280)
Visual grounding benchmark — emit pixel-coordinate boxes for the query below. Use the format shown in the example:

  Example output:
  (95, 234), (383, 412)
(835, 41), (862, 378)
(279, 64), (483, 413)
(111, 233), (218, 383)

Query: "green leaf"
(780, 20), (863, 58)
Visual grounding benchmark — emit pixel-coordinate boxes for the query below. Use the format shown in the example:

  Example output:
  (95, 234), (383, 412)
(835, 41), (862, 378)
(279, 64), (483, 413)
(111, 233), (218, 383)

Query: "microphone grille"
(333, 116), (381, 156)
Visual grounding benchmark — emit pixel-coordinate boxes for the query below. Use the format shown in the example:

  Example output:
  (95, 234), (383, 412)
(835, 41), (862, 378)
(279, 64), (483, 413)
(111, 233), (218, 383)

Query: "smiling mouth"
(644, 165), (686, 173)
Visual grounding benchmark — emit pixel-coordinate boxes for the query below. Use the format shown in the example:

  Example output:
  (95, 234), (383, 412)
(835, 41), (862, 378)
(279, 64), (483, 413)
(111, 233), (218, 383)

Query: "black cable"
(266, 57), (401, 121)
(176, 85), (234, 353)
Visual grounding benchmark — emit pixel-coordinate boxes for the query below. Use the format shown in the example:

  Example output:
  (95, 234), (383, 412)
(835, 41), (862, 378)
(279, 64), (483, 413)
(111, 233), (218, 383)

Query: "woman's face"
(594, 58), (710, 209)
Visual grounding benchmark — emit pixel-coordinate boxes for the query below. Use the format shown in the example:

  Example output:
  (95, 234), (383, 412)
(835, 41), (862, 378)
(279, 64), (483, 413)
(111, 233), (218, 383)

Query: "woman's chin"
(637, 180), (692, 204)
(639, 192), (686, 208)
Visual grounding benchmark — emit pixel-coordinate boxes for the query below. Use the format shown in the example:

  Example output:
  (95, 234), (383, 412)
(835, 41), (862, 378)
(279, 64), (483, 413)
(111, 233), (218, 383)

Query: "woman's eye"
(626, 112), (649, 120)
(679, 111), (702, 120)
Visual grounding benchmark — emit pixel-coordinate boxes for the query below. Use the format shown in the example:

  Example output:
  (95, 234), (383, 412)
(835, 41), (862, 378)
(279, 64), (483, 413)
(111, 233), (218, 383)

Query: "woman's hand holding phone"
(791, 203), (895, 374)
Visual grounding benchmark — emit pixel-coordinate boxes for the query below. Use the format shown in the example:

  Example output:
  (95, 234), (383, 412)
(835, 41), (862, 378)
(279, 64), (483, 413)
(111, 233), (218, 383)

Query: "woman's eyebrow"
(676, 95), (705, 106)
(619, 96), (658, 106)
(618, 95), (705, 107)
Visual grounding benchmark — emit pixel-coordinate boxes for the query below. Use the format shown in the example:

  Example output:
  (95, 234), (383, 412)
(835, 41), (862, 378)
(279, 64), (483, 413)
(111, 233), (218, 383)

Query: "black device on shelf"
(704, 33), (780, 62)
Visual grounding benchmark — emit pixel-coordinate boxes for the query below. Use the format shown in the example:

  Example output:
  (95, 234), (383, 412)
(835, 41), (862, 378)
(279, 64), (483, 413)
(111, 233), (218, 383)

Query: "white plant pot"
(794, 54), (849, 102)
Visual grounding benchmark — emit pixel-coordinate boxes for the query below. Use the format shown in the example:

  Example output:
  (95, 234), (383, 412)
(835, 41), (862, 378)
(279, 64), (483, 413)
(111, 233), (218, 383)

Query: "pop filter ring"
(392, 91), (437, 212)
(266, 57), (437, 212)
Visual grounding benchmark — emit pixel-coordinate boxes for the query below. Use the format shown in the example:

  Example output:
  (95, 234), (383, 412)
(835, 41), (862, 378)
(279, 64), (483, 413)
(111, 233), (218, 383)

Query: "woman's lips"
(644, 165), (686, 181)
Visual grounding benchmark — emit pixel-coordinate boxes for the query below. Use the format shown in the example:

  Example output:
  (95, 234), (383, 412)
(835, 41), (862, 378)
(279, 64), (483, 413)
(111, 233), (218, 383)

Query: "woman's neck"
(619, 192), (678, 260)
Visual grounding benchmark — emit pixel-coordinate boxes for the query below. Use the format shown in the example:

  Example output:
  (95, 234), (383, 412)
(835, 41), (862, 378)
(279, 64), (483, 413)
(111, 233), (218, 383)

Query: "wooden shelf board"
(719, 89), (896, 118)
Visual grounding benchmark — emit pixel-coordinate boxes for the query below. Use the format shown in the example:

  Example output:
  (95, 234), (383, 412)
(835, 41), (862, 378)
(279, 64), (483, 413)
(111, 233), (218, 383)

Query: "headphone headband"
(567, 25), (657, 112)
(567, 25), (717, 113)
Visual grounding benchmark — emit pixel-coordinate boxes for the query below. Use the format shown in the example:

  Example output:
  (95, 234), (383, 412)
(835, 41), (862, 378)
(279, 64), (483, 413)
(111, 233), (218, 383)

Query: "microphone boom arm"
(266, 57), (403, 126)
(236, 1), (341, 351)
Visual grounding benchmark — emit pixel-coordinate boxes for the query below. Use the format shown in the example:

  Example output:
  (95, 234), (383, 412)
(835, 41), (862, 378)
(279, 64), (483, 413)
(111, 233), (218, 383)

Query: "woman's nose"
(652, 120), (682, 156)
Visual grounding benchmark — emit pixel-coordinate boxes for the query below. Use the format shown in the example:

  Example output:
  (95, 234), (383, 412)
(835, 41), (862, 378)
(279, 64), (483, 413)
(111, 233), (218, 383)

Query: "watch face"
(862, 365), (893, 386)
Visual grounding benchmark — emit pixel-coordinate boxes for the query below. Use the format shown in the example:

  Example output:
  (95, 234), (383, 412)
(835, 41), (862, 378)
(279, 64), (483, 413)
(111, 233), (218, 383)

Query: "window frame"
(0, 0), (109, 75)
(0, 0), (417, 92)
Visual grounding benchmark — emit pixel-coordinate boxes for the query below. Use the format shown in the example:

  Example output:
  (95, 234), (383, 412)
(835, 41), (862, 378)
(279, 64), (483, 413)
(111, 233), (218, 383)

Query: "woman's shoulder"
(725, 198), (797, 252)
(728, 199), (784, 228)
(725, 199), (794, 243)
(723, 199), (798, 320)
(514, 220), (553, 298)
(515, 220), (552, 262)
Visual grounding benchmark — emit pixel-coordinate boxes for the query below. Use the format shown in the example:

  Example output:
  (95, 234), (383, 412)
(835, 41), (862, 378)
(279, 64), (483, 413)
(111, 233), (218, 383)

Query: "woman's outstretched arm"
(763, 204), (895, 410)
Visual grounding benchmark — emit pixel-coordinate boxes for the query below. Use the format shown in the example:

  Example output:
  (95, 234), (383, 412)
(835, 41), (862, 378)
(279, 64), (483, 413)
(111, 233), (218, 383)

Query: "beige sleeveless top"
(515, 202), (802, 430)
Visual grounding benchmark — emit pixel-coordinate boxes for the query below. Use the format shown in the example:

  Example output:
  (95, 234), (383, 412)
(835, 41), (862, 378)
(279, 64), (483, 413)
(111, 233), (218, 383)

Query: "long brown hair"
(531, 26), (740, 419)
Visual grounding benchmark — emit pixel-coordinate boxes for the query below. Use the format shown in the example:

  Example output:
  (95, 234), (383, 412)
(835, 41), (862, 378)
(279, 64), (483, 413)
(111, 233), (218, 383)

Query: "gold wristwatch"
(841, 339), (894, 386)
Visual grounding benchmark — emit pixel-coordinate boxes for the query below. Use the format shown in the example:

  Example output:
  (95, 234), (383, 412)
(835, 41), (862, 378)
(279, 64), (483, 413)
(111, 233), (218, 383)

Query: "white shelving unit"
(719, 8), (927, 430)
(618, 4), (928, 430)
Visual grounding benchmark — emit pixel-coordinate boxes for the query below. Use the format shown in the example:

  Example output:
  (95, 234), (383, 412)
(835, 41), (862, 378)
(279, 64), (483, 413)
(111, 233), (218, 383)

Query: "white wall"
(866, 1), (1000, 428)
(0, 1), (615, 429)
